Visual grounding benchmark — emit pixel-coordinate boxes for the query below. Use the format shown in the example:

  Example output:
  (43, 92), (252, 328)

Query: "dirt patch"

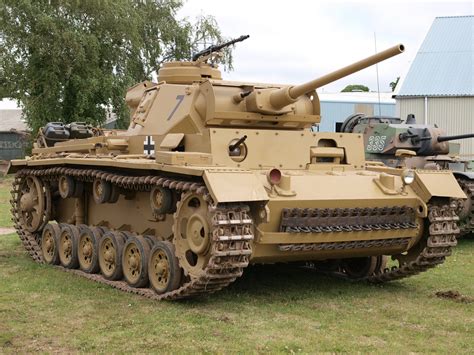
(0, 227), (15, 235)
(435, 290), (473, 304)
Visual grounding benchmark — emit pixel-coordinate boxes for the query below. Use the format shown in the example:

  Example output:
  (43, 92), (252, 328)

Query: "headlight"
(402, 169), (415, 185)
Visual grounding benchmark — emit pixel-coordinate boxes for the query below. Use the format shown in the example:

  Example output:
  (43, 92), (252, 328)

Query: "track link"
(10, 168), (253, 300)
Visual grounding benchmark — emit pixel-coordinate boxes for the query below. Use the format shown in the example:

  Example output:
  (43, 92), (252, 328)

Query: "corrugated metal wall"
(397, 97), (474, 154)
(396, 98), (425, 121)
(318, 101), (396, 132)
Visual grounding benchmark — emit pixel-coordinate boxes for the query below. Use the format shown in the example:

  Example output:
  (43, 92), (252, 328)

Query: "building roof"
(397, 16), (474, 98)
(0, 99), (27, 131)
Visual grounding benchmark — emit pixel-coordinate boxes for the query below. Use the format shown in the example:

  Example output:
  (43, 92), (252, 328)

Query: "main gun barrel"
(270, 44), (405, 109)
(437, 133), (474, 143)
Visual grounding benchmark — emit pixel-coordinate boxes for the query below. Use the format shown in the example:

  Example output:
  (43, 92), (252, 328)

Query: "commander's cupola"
(157, 61), (222, 84)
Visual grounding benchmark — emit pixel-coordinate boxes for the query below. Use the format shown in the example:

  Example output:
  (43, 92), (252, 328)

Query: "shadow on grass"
(177, 262), (412, 307)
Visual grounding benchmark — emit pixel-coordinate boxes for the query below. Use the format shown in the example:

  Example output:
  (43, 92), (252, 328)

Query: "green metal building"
(0, 100), (30, 161)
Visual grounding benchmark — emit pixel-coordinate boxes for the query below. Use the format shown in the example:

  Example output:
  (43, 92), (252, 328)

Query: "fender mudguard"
(203, 169), (269, 203)
(412, 170), (466, 202)
(452, 171), (474, 180)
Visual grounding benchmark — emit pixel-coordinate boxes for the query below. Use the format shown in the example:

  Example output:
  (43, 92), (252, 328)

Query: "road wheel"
(122, 235), (151, 288)
(78, 226), (103, 273)
(41, 223), (61, 265)
(341, 256), (379, 279)
(98, 231), (125, 280)
(148, 241), (182, 294)
(58, 224), (80, 268)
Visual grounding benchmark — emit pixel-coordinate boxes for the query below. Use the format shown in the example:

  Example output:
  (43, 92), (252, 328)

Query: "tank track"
(10, 167), (253, 300)
(279, 237), (411, 252)
(363, 203), (459, 283)
(455, 177), (474, 235)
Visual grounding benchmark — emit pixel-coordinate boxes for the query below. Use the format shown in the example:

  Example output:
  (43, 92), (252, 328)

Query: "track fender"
(203, 170), (269, 203)
(452, 171), (474, 180)
(5, 160), (27, 175)
(412, 170), (466, 202)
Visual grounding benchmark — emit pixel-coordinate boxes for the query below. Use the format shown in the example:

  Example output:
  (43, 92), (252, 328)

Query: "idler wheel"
(150, 186), (173, 215)
(341, 256), (385, 279)
(98, 231), (125, 280)
(122, 235), (151, 288)
(58, 224), (80, 269)
(41, 223), (61, 265)
(77, 226), (104, 273)
(92, 179), (111, 204)
(148, 241), (182, 294)
(17, 175), (50, 232)
(174, 192), (212, 278)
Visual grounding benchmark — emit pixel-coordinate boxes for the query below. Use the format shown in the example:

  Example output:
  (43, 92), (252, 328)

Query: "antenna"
(374, 32), (382, 115)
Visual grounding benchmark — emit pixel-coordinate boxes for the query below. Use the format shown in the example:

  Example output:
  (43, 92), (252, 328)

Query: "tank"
(340, 113), (474, 235)
(7, 38), (466, 300)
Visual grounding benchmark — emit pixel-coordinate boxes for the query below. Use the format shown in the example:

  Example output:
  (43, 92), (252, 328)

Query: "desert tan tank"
(8, 37), (466, 300)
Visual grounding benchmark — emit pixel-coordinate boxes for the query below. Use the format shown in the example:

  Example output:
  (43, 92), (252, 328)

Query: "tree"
(341, 84), (369, 93)
(390, 77), (400, 92)
(1, 0), (232, 132)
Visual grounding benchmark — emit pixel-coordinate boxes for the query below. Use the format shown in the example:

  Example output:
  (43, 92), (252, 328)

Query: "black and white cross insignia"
(143, 136), (155, 155)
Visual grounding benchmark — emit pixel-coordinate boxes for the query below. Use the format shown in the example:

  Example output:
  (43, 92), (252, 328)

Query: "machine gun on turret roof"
(192, 35), (250, 62)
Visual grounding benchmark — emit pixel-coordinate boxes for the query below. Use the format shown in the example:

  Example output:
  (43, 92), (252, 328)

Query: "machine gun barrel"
(192, 35), (250, 61)
(437, 133), (474, 143)
(270, 44), (405, 109)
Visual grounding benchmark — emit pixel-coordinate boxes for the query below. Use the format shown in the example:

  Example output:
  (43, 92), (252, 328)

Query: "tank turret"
(341, 113), (474, 157)
(126, 43), (405, 141)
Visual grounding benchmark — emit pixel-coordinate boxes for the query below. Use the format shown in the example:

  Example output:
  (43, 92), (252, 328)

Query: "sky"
(178, 0), (473, 93)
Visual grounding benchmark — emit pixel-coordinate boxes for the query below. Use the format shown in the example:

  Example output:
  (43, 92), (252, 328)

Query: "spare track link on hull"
(280, 205), (458, 283)
(280, 206), (418, 233)
(10, 167), (254, 300)
(456, 177), (474, 235)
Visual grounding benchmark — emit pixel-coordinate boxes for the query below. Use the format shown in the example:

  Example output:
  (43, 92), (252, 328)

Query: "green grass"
(0, 176), (473, 353)
(0, 176), (13, 227)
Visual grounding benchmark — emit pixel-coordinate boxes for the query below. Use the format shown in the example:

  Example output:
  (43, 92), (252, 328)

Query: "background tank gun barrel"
(437, 133), (474, 143)
(270, 44), (405, 109)
(192, 35), (250, 61)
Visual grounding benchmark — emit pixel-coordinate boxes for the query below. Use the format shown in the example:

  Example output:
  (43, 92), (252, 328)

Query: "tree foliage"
(341, 84), (369, 93)
(1, 0), (232, 132)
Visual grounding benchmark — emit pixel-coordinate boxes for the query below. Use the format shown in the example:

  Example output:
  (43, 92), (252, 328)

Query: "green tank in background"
(340, 113), (474, 235)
